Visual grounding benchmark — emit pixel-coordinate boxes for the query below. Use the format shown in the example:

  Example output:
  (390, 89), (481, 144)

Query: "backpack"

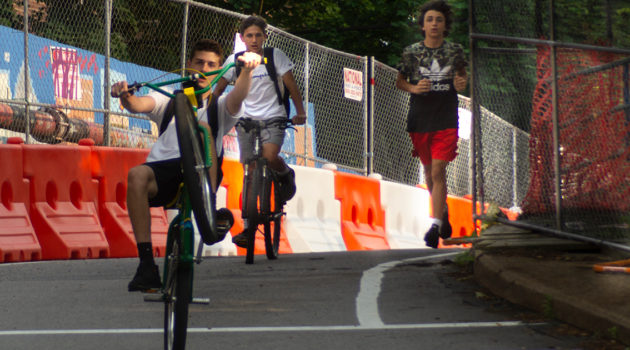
(235, 47), (291, 117)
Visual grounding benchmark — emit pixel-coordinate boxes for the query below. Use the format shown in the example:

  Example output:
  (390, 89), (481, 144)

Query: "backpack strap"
(235, 48), (290, 116)
(158, 94), (219, 141)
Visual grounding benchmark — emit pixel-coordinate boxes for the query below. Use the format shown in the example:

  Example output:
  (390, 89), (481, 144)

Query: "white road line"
(355, 251), (461, 327)
(0, 321), (543, 336)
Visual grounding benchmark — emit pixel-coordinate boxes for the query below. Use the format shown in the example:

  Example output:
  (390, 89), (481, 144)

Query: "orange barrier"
(22, 143), (109, 260)
(334, 172), (389, 250)
(442, 195), (477, 248)
(0, 138), (41, 262)
(88, 141), (168, 258)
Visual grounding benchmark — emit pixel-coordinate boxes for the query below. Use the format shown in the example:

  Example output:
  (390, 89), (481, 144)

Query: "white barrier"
(193, 185), (238, 257)
(378, 179), (433, 249)
(283, 165), (346, 252)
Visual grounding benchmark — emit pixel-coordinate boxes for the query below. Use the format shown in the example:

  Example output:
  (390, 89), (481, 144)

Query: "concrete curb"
(474, 250), (630, 345)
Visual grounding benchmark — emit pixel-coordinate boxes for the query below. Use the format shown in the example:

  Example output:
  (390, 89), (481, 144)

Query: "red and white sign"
(343, 68), (363, 101)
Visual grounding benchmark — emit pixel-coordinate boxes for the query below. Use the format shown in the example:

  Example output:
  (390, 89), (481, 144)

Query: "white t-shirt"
(222, 48), (293, 120)
(145, 90), (241, 162)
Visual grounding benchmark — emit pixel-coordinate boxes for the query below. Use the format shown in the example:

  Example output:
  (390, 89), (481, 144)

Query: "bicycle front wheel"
(244, 164), (263, 264)
(174, 92), (218, 245)
(163, 240), (192, 350)
(263, 174), (281, 260)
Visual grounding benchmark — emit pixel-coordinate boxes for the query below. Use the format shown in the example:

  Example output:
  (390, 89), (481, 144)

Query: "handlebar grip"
(110, 82), (139, 98)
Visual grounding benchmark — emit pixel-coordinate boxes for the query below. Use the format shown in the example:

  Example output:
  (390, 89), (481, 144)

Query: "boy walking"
(395, 0), (468, 248)
(213, 15), (306, 248)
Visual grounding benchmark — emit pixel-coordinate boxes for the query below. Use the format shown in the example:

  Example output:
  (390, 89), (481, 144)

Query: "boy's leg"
(126, 165), (161, 291)
(263, 142), (296, 202)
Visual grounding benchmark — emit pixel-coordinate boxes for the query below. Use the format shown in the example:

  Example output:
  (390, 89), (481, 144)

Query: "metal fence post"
(549, 0), (563, 230)
(103, 0), (112, 146)
(303, 42), (310, 165)
(23, 0), (30, 144)
(180, 2), (190, 75)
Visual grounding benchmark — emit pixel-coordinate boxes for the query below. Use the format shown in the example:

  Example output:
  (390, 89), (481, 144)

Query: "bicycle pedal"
(143, 293), (165, 302)
(191, 297), (210, 305)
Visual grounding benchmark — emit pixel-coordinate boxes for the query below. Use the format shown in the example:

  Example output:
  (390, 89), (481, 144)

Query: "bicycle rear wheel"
(174, 92), (218, 245)
(163, 235), (192, 350)
(262, 174), (281, 260)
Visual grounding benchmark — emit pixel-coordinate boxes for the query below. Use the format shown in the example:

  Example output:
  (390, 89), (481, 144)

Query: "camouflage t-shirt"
(397, 41), (467, 133)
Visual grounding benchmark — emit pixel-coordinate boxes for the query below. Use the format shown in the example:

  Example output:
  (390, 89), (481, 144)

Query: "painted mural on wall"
(0, 25), (162, 147)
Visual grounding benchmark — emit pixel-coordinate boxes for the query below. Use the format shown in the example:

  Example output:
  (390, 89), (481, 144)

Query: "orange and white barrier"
(284, 165), (345, 252)
(0, 140), (496, 263)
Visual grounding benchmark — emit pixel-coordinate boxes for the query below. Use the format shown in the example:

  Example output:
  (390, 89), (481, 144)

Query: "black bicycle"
(237, 117), (295, 264)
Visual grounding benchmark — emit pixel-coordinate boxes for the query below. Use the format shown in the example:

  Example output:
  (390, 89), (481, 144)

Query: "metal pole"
(303, 43), (310, 166)
(367, 56), (375, 175)
(103, 0), (112, 146)
(550, 0), (563, 230)
(362, 56), (369, 176)
(23, 0), (30, 144)
(180, 2), (190, 75)
(469, 0), (481, 222)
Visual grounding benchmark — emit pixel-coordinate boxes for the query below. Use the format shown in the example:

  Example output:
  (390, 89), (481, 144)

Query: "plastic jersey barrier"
(284, 165), (345, 252)
(334, 171), (389, 250)
(87, 141), (168, 258)
(0, 138), (41, 262)
(379, 180), (432, 249)
(22, 142), (109, 260)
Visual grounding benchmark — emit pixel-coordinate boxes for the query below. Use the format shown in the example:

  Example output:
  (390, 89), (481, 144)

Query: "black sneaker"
(128, 262), (162, 292)
(216, 208), (234, 238)
(231, 231), (248, 248)
(424, 224), (440, 249)
(277, 168), (296, 202)
(440, 207), (452, 239)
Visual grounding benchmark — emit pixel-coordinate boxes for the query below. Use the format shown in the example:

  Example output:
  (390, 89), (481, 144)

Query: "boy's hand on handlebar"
(237, 52), (262, 72)
(292, 114), (306, 125)
(111, 81), (132, 99)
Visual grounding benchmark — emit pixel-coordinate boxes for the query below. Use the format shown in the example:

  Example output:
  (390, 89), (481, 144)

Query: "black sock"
(137, 242), (154, 265)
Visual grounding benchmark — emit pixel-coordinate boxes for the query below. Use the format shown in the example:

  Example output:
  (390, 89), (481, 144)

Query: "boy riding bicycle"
(212, 15), (307, 248)
(111, 39), (262, 292)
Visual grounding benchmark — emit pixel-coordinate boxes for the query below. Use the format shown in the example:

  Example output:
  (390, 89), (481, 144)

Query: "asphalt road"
(0, 249), (590, 350)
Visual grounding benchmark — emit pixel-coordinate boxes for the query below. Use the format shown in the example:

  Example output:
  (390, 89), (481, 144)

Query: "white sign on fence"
(343, 67), (363, 101)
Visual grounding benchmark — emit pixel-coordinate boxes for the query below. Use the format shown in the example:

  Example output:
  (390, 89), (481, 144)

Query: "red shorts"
(409, 129), (458, 165)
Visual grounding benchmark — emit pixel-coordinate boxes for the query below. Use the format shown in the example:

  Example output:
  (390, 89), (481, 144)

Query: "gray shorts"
(236, 117), (286, 164)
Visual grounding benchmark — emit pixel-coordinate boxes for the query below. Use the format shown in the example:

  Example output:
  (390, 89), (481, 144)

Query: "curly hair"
(239, 15), (267, 35)
(419, 0), (453, 37)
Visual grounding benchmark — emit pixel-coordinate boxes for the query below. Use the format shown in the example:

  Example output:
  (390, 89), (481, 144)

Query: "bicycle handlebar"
(111, 60), (246, 99)
(236, 117), (295, 133)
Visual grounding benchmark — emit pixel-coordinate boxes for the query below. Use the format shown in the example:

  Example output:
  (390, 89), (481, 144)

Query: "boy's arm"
(225, 52), (262, 115)
(111, 81), (156, 113)
(395, 73), (430, 95)
(282, 71), (306, 125)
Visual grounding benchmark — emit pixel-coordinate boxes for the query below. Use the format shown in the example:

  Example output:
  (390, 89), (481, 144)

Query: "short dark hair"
(189, 39), (224, 62)
(239, 15), (267, 35)
(419, 0), (453, 37)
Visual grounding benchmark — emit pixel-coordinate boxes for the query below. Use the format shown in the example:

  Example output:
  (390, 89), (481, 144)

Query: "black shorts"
(145, 156), (224, 208)
(146, 158), (183, 208)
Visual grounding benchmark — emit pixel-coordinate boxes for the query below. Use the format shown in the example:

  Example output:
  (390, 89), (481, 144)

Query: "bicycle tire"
(174, 92), (218, 245)
(244, 164), (262, 264)
(163, 238), (191, 350)
(263, 173), (280, 260)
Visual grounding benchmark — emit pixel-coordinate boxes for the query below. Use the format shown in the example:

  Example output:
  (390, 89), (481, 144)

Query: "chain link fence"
(471, 0), (630, 248)
(5, 0), (628, 249)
